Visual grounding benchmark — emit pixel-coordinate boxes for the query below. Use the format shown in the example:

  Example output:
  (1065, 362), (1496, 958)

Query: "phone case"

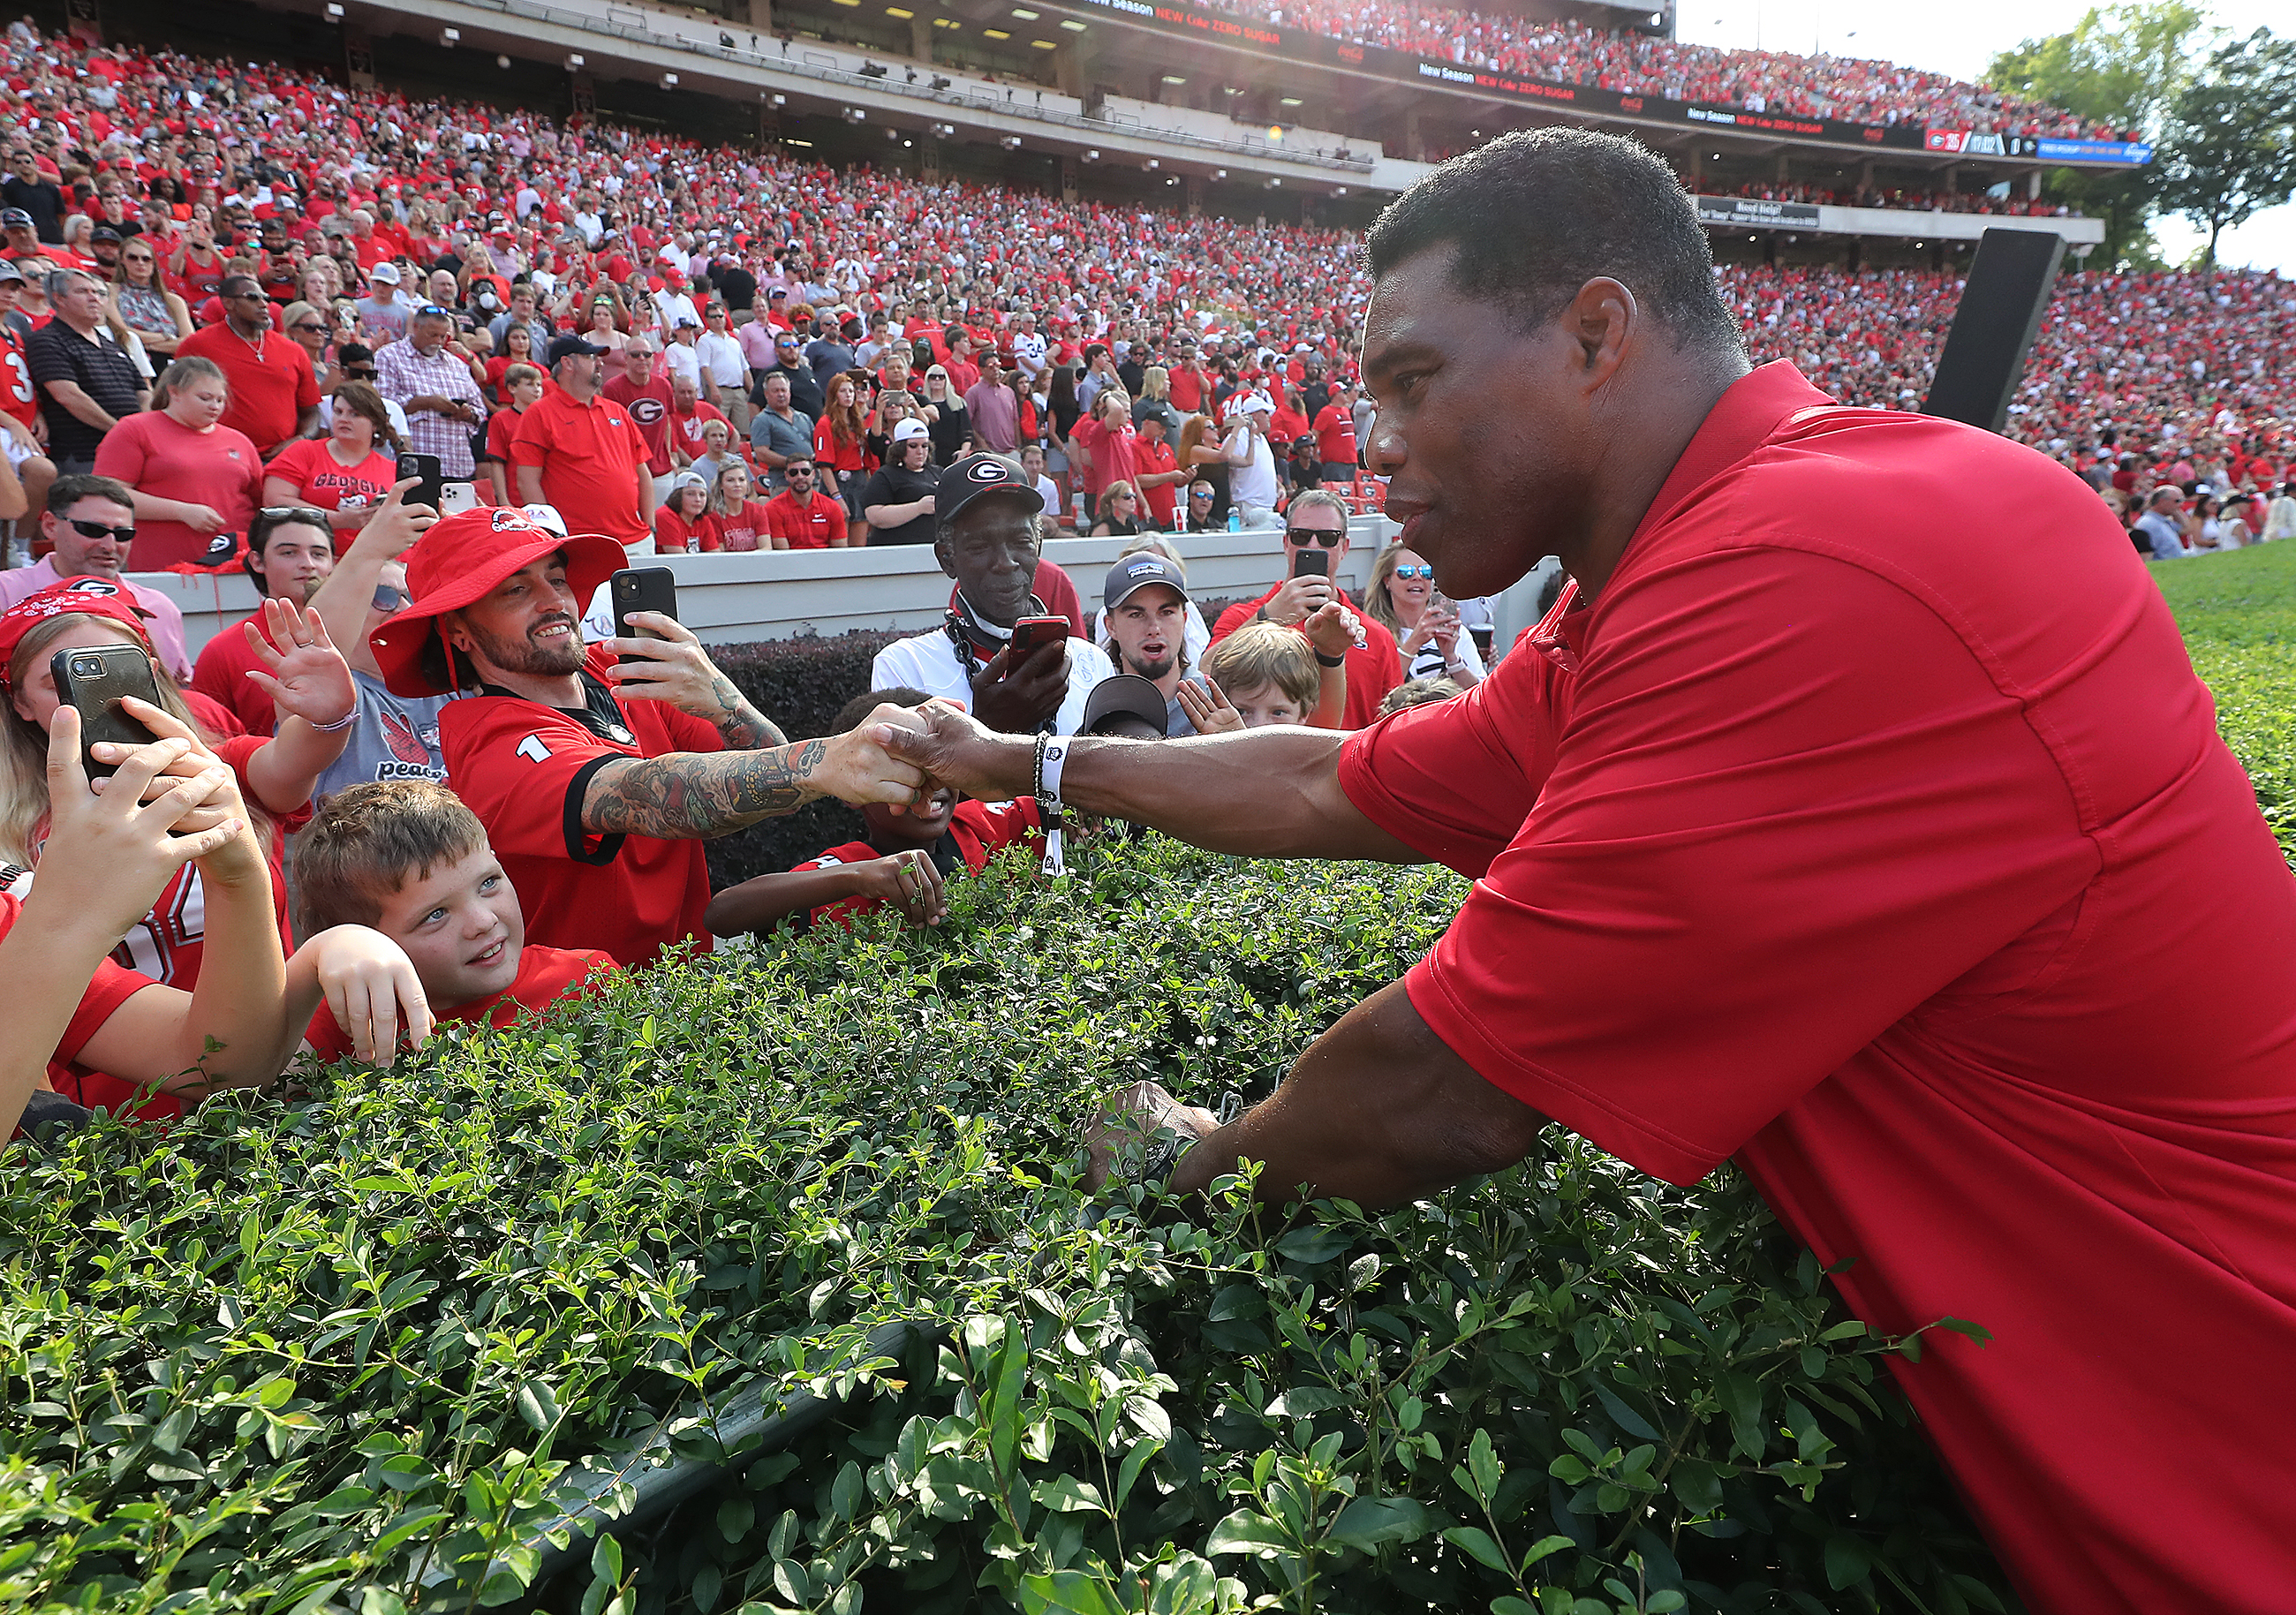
(613, 568), (680, 663)
(52, 644), (163, 780)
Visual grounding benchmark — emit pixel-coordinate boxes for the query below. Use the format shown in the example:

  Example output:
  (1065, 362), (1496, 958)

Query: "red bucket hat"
(369, 507), (626, 698)
(0, 577), (156, 690)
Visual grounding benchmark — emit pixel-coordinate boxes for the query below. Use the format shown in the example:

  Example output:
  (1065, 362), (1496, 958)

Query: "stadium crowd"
(1226, 2), (2115, 137)
(2, 19), (2292, 1141)
(1700, 179), (2085, 219)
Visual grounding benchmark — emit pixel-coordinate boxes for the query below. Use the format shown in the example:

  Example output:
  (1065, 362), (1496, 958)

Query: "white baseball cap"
(892, 418), (931, 444)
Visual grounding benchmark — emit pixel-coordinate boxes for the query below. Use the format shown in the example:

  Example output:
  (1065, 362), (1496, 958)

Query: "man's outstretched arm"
(1114, 978), (1549, 1211)
(582, 711), (923, 839)
(882, 702), (1422, 862)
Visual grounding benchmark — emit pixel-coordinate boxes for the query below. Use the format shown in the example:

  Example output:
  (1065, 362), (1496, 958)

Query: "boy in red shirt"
(703, 687), (1041, 935)
(293, 780), (613, 1061)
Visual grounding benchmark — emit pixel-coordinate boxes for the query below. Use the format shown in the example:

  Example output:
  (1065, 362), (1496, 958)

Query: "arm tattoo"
(583, 738), (830, 839)
(709, 672), (788, 750)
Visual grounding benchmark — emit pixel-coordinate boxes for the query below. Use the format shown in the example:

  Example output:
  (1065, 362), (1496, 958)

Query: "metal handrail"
(440, 0), (1378, 171)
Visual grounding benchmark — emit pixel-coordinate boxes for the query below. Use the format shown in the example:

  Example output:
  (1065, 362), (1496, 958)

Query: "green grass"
(2156, 541), (2296, 857)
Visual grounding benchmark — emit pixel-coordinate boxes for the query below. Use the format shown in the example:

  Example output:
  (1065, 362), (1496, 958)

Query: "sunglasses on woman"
(1392, 563), (1433, 579)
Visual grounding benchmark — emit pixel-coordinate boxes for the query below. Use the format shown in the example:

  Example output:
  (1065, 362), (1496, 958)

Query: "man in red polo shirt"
(176, 274), (319, 460)
(760, 454), (848, 548)
(511, 336), (656, 550)
(887, 131), (2296, 1614)
(1206, 487), (1400, 728)
(367, 507), (931, 965)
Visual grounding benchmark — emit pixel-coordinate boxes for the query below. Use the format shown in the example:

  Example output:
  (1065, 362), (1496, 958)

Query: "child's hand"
(849, 848), (948, 925)
(1302, 600), (1363, 659)
(306, 924), (434, 1064)
(1176, 677), (1243, 736)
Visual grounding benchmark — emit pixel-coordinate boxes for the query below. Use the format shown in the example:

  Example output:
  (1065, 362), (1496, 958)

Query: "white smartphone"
(437, 481), (480, 516)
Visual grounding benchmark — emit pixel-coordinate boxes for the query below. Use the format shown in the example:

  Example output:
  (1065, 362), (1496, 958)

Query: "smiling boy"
(293, 780), (613, 1060)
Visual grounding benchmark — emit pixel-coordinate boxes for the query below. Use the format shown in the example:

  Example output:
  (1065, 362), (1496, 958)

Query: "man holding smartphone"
(1206, 487), (1398, 728)
(869, 453), (1113, 736)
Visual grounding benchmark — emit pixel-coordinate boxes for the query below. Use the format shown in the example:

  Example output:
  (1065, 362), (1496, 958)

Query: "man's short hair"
(43, 472), (135, 519)
(1364, 127), (1742, 358)
(834, 686), (930, 734)
(503, 362), (544, 388)
(294, 781), (488, 933)
(1286, 487), (1350, 530)
(1205, 623), (1318, 709)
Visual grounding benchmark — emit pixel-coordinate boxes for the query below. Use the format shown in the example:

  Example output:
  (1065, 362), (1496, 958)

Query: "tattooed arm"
(580, 711), (928, 839)
(603, 612), (789, 750)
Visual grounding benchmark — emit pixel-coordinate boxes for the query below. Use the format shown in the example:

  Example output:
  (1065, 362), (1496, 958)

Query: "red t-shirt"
(263, 437), (398, 511)
(439, 648), (724, 964)
(304, 942), (612, 1061)
(601, 371), (675, 476)
(1209, 586), (1400, 729)
(1312, 402), (1357, 470)
(654, 506), (709, 554)
(1133, 438), (1181, 529)
(510, 382), (654, 547)
(706, 499), (771, 553)
(1335, 362), (2296, 1612)
(1167, 367), (1204, 415)
(89, 411), (265, 570)
(189, 610), (280, 736)
(793, 797), (1043, 927)
(175, 323), (321, 453)
(670, 400), (731, 459)
(1069, 415), (1141, 502)
(2, 890), (153, 1124)
(763, 488), (847, 549)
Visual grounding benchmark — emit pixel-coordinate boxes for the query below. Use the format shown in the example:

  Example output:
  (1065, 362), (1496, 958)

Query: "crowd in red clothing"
(1228, 1), (2112, 136)
(1701, 178), (2088, 219)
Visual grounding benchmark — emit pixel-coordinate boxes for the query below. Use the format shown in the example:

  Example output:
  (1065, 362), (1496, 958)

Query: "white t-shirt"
(1399, 624), (1486, 684)
(871, 629), (1114, 736)
(1226, 425), (1280, 509)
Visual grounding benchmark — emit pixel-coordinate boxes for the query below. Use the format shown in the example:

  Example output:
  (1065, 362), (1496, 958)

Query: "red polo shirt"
(509, 381), (654, 547)
(1210, 586), (1400, 729)
(762, 487), (847, 549)
(176, 321), (319, 453)
(1337, 362), (2296, 1612)
(440, 648), (724, 963)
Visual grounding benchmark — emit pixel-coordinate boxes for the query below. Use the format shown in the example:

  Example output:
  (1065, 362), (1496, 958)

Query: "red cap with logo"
(0, 577), (155, 689)
(368, 506), (626, 698)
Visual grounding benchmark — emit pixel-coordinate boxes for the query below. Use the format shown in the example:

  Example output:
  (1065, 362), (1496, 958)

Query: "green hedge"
(4, 841), (2007, 1615)
(2155, 540), (2296, 863)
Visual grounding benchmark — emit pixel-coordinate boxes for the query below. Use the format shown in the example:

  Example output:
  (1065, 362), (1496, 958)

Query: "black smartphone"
(51, 643), (162, 780)
(395, 452), (444, 511)
(1007, 615), (1070, 659)
(1290, 548), (1331, 579)
(612, 567), (680, 664)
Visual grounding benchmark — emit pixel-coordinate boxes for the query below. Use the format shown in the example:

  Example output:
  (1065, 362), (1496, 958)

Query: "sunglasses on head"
(65, 517), (136, 543)
(1285, 527), (1344, 547)
(1392, 563), (1432, 579)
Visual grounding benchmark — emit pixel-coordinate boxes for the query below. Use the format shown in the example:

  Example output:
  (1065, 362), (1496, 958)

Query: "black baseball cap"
(937, 452), (1044, 529)
(91, 225), (122, 244)
(545, 334), (609, 366)
(1081, 674), (1170, 738)
(0, 208), (32, 228)
(1102, 552), (1188, 611)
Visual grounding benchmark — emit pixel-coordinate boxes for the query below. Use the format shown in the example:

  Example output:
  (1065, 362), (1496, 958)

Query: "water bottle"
(1227, 507), (1241, 532)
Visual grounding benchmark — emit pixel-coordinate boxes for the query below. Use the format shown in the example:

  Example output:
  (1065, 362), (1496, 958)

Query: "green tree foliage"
(2156, 27), (2296, 266)
(1985, 0), (2206, 269)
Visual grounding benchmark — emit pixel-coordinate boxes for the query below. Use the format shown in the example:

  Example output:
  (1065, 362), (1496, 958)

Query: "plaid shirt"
(374, 336), (487, 479)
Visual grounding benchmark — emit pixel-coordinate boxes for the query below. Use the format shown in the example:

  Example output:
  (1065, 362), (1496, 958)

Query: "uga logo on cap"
(62, 577), (124, 597)
(967, 459), (1010, 484)
(489, 508), (542, 533)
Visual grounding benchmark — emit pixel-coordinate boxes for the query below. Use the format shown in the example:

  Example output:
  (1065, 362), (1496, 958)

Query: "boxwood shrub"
(4, 839), (2009, 1615)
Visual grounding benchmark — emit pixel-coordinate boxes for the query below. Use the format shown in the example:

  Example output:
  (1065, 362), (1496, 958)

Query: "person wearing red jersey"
(600, 336), (675, 491)
(703, 461), (774, 552)
(1312, 378), (1361, 485)
(1205, 488), (1399, 728)
(511, 336), (656, 551)
(704, 686), (1043, 936)
(653, 472), (714, 555)
(887, 132), (2296, 1615)
(0, 261), (55, 520)
(366, 506), (929, 965)
(191, 507), (336, 736)
(292, 781), (615, 1063)
(666, 370), (730, 470)
(761, 456), (849, 549)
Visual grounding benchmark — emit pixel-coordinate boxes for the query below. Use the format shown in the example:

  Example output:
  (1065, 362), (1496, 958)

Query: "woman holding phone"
(262, 382), (404, 533)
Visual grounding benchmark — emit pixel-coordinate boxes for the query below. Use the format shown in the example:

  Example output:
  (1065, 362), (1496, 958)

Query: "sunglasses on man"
(1285, 527), (1345, 547)
(65, 517), (136, 543)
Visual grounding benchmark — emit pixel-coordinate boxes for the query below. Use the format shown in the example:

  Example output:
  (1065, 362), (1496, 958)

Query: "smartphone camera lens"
(73, 656), (101, 675)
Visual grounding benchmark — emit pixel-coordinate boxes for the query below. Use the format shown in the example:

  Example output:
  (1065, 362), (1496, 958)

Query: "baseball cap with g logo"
(935, 452), (1046, 530)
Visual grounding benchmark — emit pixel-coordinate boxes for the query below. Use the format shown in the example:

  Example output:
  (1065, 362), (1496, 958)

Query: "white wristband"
(1039, 735), (1070, 878)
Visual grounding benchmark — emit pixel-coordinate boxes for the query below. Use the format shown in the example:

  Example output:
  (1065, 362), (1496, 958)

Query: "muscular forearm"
(582, 736), (831, 838)
(714, 698), (788, 751)
(972, 728), (1416, 860)
(1169, 979), (1546, 1209)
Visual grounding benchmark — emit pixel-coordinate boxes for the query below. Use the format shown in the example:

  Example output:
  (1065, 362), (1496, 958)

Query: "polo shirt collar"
(1631, 361), (1832, 542)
